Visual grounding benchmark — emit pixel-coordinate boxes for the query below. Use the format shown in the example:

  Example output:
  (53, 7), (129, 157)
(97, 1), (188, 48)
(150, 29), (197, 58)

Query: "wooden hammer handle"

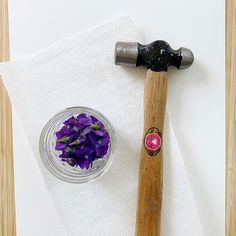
(135, 70), (167, 236)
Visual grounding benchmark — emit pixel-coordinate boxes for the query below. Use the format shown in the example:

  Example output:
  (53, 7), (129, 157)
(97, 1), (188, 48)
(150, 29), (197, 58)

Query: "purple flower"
(55, 113), (110, 169)
(88, 132), (109, 156)
(55, 141), (67, 150)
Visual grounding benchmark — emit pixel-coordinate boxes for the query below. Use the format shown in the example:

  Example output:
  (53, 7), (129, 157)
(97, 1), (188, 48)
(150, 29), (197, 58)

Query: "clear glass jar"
(39, 107), (115, 183)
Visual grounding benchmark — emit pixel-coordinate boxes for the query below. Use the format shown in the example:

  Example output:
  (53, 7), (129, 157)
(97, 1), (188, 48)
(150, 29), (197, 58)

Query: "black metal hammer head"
(115, 40), (194, 72)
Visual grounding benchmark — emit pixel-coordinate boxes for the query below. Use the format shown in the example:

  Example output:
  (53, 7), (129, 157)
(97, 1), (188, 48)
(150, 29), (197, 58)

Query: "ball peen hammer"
(115, 40), (194, 236)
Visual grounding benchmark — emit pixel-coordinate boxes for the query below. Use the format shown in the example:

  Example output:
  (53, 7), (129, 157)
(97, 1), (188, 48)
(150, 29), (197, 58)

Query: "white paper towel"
(0, 17), (203, 236)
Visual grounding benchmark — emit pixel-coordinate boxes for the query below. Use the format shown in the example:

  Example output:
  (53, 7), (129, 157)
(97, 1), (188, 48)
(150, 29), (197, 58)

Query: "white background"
(8, 0), (225, 235)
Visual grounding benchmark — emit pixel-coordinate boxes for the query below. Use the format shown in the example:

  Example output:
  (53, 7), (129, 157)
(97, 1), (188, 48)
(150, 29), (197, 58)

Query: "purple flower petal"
(84, 147), (94, 155)
(78, 143), (86, 150)
(56, 126), (68, 139)
(88, 132), (97, 143)
(101, 132), (110, 145)
(75, 149), (85, 157)
(59, 153), (66, 159)
(81, 126), (92, 136)
(55, 113), (111, 169)
(91, 115), (99, 123)
(95, 144), (109, 156)
(91, 116), (104, 128)
(76, 113), (87, 120)
(84, 157), (93, 169)
(76, 159), (86, 169)
(93, 130), (104, 136)
(77, 117), (91, 125)
(60, 149), (69, 157)
(63, 116), (73, 125)
(55, 142), (67, 150)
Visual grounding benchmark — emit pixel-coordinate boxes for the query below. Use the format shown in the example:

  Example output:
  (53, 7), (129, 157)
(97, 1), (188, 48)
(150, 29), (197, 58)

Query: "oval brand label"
(144, 127), (162, 156)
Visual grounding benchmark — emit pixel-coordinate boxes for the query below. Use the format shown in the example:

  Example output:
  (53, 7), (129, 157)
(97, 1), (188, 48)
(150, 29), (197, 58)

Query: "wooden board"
(0, 0), (16, 235)
(226, 0), (236, 235)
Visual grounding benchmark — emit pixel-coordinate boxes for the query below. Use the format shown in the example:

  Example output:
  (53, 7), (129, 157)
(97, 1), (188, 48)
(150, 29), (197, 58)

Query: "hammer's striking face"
(114, 40), (194, 236)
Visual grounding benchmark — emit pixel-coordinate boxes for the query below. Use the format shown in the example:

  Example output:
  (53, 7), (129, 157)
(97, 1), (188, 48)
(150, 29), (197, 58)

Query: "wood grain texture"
(135, 70), (167, 236)
(226, 0), (236, 235)
(0, 0), (16, 235)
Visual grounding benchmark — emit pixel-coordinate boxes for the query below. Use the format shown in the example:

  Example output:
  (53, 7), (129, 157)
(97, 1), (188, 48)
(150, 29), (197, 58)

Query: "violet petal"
(63, 116), (78, 126)
(77, 117), (91, 126)
(88, 132), (97, 143)
(101, 132), (110, 145)
(81, 126), (92, 136)
(84, 157), (93, 169)
(76, 159), (86, 169)
(55, 142), (67, 150)
(55, 113), (110, 169)
(95, 144), (109, 156)
(56, 126), (68, 139)
(93, 130), (104, 136)
(76, 113), (87, 120)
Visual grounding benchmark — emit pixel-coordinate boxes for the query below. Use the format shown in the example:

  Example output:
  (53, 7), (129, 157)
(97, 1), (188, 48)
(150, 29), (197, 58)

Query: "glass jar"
(39, 107), (115, 183)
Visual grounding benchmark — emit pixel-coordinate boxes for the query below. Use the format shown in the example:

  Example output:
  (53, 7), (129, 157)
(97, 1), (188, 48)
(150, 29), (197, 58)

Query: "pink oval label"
(144, 128), (162, 156)
(145, 133), (162, 150)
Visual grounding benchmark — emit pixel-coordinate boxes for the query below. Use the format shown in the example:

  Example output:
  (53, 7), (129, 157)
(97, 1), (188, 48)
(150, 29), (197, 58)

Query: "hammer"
(115, 40), (194, 235)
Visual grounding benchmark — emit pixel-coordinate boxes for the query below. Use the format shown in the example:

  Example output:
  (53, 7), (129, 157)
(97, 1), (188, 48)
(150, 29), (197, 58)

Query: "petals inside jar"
(55, 113), (110, 169)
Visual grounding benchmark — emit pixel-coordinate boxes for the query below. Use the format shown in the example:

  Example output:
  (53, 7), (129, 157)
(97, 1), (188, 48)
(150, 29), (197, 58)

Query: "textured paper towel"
(0, 17), (203, 235)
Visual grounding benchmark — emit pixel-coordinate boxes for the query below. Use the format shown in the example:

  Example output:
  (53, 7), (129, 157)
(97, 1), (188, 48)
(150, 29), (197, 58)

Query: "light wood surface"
(0, 0), (16, 235)
(226, 0), (236, 235)
(135, 70), (167, 236)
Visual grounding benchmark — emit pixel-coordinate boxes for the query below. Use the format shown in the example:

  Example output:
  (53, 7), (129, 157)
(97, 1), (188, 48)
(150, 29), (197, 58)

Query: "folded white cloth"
(0, 17), (203, 236)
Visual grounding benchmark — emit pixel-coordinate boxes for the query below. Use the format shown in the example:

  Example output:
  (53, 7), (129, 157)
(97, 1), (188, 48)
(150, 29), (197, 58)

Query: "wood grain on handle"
(226, 0), (236, 235)
(0, 0), (16, 235)
(136, 70), (167, 236)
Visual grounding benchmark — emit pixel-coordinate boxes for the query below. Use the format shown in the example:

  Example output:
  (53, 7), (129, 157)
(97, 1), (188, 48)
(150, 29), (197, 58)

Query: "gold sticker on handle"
(144, 127), (162, 156)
